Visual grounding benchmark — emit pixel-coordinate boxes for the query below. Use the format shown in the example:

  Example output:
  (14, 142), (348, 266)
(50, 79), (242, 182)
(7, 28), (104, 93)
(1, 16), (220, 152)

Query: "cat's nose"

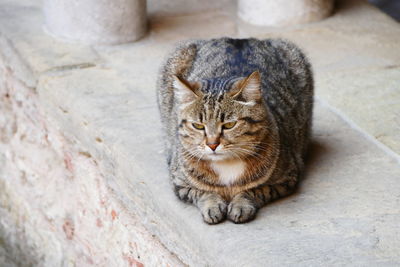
(207, 142), (219, 151)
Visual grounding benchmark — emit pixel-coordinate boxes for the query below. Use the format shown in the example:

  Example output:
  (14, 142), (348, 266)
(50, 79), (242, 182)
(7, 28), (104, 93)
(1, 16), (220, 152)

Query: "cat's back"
(158, 37), (313, 135)
(187, 38), (311, 82)
(159, 37), (312, 95)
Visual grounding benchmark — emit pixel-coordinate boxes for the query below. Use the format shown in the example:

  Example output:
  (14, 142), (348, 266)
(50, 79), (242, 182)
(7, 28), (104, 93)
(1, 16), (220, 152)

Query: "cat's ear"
(172, 75), (201, 103)
(230, 71), (262, 102)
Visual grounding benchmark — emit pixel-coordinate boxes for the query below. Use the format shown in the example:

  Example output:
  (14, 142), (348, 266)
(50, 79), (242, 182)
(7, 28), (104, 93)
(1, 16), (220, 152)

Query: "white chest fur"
(210, 160), (246, 186)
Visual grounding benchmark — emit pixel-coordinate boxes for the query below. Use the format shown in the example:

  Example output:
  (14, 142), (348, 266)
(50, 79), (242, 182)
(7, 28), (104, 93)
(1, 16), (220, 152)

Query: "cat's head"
(173, 71), (272, 162)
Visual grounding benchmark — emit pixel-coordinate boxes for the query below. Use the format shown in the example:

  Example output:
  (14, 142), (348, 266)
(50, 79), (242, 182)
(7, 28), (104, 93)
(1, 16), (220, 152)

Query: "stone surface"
(1, 0), (400, 266)
(238, 0), (334, 26)
(317, 68), (400, 154)
(0, 57), (183, 266)
(0, 0), (99, 86)
(43, 0), (147, 45)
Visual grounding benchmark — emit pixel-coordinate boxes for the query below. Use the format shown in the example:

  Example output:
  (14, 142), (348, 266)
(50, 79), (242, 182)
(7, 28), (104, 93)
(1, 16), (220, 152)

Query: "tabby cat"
(157, 38), (313, 224)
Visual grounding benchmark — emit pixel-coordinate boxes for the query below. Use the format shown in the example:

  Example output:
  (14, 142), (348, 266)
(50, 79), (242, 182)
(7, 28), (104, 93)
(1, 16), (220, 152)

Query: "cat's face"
(174, 71), (269, 161)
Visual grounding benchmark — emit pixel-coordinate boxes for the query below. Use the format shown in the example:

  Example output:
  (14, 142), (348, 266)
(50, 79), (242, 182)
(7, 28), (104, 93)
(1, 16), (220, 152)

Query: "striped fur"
(157, 38), (313, 224)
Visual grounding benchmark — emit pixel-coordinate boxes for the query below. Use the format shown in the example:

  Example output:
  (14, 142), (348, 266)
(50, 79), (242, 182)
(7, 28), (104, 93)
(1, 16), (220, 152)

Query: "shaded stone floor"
(369, 0), (400, 21)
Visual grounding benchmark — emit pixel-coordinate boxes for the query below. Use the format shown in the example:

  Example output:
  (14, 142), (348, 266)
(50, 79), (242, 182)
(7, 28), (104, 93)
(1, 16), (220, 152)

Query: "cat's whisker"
(225, 147), (262, 160)
(196, 152), (206, 164)
(227, 149), (245, 161)
(182, 149), (203, 161)
(237, 141), (276, 150)
(235, 148), (266, 160)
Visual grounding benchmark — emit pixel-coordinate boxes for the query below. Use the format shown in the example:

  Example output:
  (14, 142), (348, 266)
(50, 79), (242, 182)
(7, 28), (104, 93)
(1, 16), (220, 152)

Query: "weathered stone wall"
(0, 51), (182, 267)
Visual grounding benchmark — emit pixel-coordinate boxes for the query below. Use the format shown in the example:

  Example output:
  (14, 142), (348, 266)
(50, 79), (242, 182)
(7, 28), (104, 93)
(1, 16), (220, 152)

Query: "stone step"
(1, 0), (399, 265)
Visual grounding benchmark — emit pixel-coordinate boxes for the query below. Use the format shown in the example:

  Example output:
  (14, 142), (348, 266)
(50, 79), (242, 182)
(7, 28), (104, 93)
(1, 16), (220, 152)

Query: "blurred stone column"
(238, 0), (334, 26)
(43, 0), (147, 45)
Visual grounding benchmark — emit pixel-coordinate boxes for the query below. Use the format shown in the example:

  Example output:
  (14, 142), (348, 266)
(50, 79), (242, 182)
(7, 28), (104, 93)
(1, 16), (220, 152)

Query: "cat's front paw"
(227, 195), (258, 224)
(198, 194), (227, 225)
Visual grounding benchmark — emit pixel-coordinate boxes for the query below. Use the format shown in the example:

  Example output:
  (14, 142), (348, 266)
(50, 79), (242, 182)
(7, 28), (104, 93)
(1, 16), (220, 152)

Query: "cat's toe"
(227, 201), (257, 224)
(200, 201), (227, 224)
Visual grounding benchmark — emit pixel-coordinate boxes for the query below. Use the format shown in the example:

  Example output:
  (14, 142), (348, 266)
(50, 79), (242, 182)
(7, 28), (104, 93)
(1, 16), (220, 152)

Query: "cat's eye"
(192, 123), (205, 130)
(223, 121), (237, 129)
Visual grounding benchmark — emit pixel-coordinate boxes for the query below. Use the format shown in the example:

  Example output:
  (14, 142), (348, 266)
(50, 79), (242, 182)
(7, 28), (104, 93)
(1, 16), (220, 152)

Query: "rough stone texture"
(43, 0), (147, 45)
(0, 55), (183, 266)
(317, 68), (400, 154)
(1, 0), (400, 266)
(238, 0), (334, 26)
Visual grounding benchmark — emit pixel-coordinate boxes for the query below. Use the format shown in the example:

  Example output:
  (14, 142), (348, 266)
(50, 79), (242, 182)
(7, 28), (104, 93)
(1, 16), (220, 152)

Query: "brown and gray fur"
(157, 38), (313, 224)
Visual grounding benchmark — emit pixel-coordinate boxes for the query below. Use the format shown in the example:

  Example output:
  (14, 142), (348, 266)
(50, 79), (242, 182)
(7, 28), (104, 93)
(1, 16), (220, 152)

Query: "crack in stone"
(43, 62), (97, 74)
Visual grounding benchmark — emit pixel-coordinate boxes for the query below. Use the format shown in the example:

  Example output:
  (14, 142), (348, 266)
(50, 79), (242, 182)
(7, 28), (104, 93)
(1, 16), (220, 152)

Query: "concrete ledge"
(1, 0), (400, 265)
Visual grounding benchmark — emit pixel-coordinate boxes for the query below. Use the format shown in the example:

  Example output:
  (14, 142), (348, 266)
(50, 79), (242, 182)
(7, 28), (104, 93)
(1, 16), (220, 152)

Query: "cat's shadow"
(267, 139), (331, 205)
(303, 139), (331, 181)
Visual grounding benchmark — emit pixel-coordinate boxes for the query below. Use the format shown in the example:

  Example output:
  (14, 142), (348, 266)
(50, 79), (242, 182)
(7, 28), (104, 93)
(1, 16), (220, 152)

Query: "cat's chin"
(204, 153), (232, 162)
